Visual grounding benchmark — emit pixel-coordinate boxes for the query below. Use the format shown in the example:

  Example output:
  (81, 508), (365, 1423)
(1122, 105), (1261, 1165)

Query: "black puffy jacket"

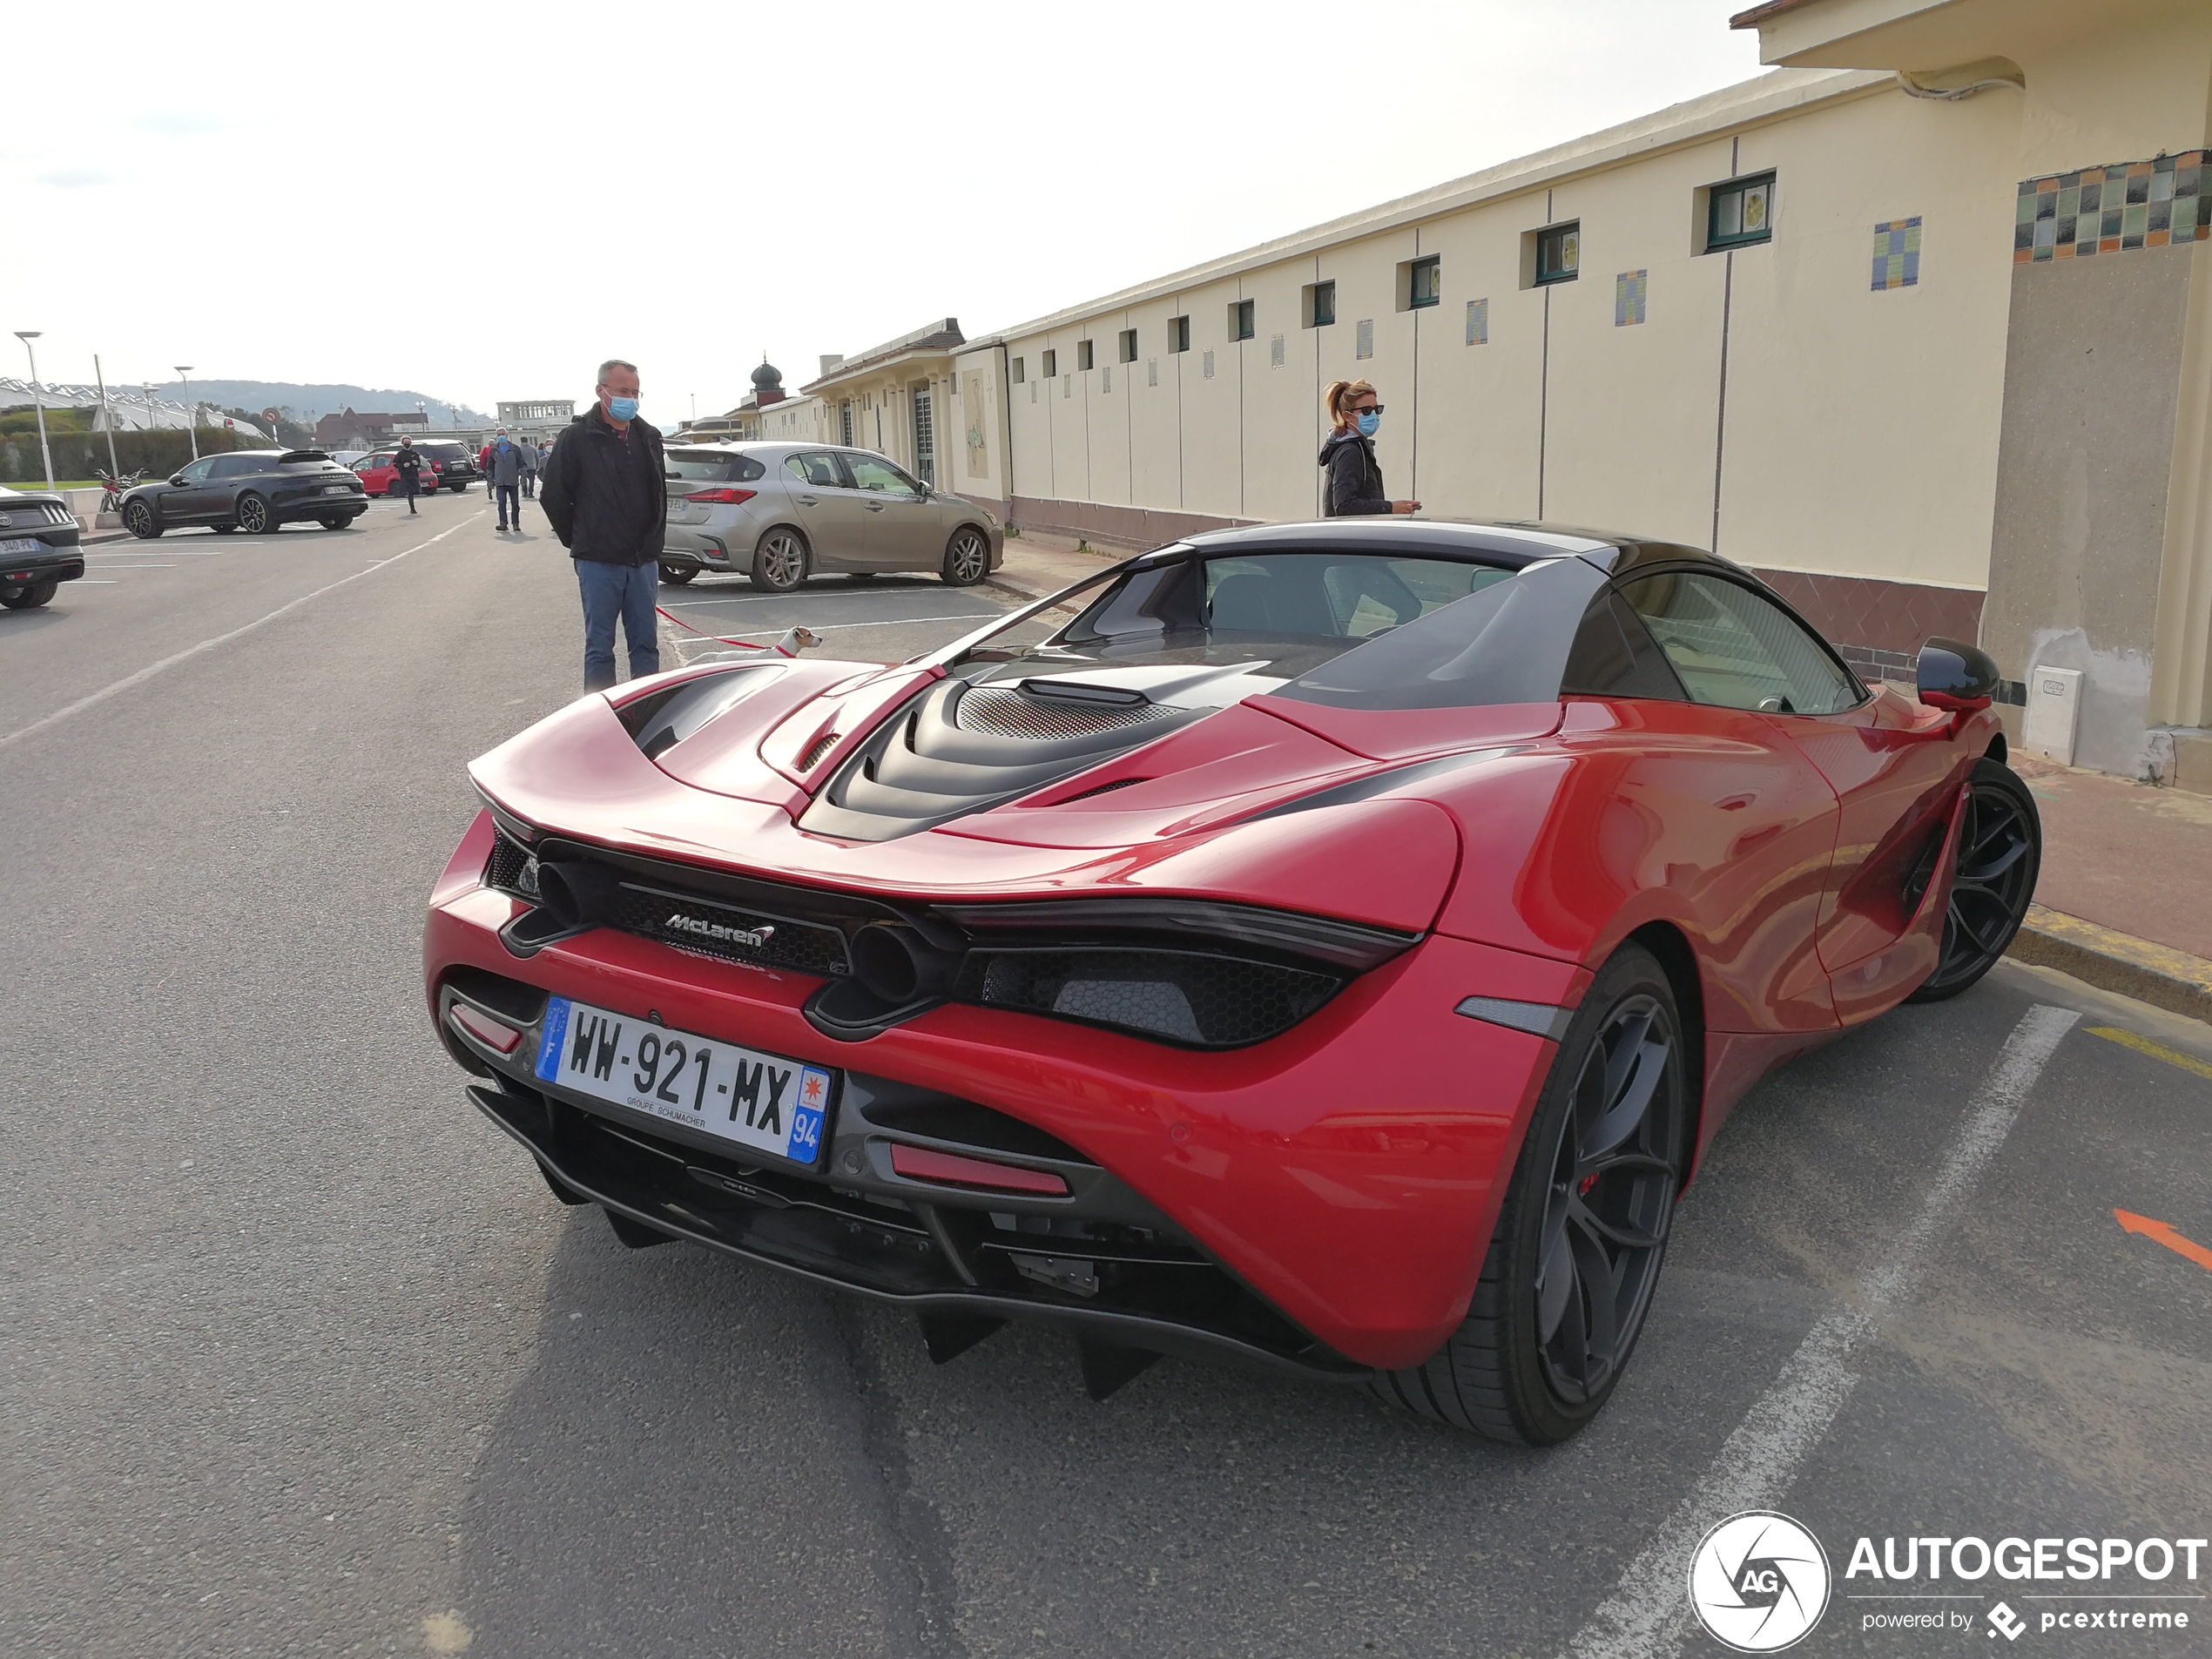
(540, 404), (667, 564)
(1318, 428), (1389, 516)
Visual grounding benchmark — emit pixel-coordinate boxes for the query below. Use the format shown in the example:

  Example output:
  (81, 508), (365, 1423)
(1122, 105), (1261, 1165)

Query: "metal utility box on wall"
(2021, 664), (2083, 765)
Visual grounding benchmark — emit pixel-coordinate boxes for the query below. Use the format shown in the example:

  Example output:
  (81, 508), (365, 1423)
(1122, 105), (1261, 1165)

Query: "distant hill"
(147, 381), (492, 428)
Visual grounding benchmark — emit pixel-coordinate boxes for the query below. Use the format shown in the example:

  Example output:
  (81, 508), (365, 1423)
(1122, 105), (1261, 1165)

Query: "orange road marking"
(2114, 1210), (2212, 1275)
(2086, 1025), (2212, 1082)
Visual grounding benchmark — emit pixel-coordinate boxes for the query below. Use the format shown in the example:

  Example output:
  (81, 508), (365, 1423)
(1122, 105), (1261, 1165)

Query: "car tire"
(0, 577), (58, 610)
(318, 516), (347, 530)
(751, 527), (807, 592)
(1373, 941), (1687, 1444)
(236, 494), (277, 535)
(125, 500), (160, 539)
(941, 526), (990, 586)
(1904, 756), (2041, 1003)
(658, 563), (698, 586)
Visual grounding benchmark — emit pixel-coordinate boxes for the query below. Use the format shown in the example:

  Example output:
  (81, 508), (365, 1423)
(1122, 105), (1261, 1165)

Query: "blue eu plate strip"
(788, 1065), (832, 1163)
(535, 997), (570, 1082)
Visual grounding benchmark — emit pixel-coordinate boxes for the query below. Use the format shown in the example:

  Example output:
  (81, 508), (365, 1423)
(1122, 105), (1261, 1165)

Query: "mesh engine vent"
(962, 948), (1339, 1049)
(958, 686), (1173, 741)
(484, 832), (540, 900)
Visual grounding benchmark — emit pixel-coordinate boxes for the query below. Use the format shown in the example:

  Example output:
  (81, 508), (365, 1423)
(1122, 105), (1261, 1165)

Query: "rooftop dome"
(751, 359), (782, 389)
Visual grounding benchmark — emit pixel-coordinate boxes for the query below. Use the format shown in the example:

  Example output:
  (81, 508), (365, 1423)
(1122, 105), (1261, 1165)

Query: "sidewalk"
(982, 529), (1118, 606)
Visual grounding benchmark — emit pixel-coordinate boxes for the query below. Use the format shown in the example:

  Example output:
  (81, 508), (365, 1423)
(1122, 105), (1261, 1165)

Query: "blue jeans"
(577, 558), (660, 691)
(496, 483), (520, 527)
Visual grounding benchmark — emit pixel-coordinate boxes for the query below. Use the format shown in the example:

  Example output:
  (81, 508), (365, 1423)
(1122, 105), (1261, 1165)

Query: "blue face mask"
(608, 396), (639, 422)
(1355, 410), (1380, 438)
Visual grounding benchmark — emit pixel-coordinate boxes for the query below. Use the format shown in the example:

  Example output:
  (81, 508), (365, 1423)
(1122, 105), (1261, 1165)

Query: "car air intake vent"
(958, 948), (1341, 1049)
(484, 830), (540, 900)
(799, 679), (1202, 843)
(958, 685), (1175, 741)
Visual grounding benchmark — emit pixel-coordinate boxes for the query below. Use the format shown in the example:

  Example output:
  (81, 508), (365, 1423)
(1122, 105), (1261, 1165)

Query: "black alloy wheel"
(752, 527), (807, 592)
(941, 526), (990, 586)
(125, 499), (159, 539)
(1905, 756), (2041, 1002)
(0, 577), (58, 610)
(236, 494), (276, 535)
(1375, 942), (1685, 1444)
(658, 563), (698, 586)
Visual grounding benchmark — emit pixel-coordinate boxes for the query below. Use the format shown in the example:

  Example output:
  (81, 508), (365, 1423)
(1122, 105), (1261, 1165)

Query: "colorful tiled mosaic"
(1615, 270), (1648, 327)
(1465, 297), (1488, 346)
(1871, 219), (1922, 290)
(2015, 152), (2207, 263)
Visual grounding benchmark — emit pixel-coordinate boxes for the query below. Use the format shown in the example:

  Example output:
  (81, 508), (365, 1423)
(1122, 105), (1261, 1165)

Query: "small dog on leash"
(771, 626), (822, 658)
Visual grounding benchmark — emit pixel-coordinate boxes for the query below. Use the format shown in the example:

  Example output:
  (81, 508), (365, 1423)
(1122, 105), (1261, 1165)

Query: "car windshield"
(939, 545), (1609, 709)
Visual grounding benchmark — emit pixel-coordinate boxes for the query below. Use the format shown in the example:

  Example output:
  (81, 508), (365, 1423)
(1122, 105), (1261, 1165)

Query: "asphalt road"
(3, 493), (2208, 1657)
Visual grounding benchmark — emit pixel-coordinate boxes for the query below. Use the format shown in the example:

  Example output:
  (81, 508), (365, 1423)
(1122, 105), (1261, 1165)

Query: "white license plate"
(534, 995), (831, 1167)
(0, 537), (40, 555)
(321, 484), (351, 495)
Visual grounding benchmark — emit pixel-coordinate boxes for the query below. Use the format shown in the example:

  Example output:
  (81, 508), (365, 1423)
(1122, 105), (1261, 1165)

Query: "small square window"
(1168, 315), (1190, 354)
(1119, 328), (1137, 362)
(1535, 222), (1581, 286)
(1230, 299), (1255, 341)
(1707, 172), (1775, 251)
(1305, 280), (1336, 328)
(1076, 340), (1094, 371)
(1041, 348), (1057, 378)
(1406, 255), (1440, 309)
(1011, 357), (1025, 384)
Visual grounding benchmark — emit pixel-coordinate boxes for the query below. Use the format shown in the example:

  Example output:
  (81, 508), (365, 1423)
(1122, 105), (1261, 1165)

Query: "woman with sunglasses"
(1318, 379), (1420, 516)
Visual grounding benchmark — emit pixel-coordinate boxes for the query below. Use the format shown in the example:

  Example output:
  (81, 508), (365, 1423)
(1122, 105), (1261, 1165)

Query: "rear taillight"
(431, 461), (444, 472)
(684, 488), (757, 505)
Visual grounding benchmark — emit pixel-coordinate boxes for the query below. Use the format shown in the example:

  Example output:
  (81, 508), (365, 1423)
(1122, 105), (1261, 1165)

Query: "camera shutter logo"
(1686, 1511), (1832, 1652)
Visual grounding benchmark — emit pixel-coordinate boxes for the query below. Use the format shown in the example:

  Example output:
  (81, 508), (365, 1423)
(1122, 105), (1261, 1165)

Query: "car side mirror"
(169, 475), (187, 487)
(1917, 636), (2000, 710)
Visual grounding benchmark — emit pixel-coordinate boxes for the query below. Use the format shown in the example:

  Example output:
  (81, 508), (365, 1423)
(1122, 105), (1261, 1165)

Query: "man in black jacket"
(391, 436), (424, 515)
(540, 360), (666, 691)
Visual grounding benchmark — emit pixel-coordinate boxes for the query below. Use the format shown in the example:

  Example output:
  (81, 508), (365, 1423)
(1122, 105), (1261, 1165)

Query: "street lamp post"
(176, 366), (197, 461)
(12, 332), (57, 494)
(92, 354), (120, 483)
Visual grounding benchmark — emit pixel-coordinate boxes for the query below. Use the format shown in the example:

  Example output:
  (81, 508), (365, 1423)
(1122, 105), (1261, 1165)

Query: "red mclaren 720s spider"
(424, 519), (2039, 1444)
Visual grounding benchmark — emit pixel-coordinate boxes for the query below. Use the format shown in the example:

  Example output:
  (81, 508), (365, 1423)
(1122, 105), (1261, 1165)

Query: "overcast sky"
(2, 1), (1767, 428)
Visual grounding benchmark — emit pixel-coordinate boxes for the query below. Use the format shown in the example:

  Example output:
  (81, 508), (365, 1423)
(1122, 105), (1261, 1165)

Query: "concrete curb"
(2006, 903), (2212, 1024)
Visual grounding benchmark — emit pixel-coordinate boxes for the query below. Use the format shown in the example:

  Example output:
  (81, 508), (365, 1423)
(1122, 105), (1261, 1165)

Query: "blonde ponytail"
(1325, 378), (1377, 431)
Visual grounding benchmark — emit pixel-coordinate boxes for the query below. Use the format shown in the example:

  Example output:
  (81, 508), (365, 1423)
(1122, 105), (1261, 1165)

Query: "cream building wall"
(984, 67), (2022, 684)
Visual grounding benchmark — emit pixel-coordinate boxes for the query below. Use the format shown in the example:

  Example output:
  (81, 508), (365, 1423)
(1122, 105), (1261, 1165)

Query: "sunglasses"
(1349, 403), (1385, 415)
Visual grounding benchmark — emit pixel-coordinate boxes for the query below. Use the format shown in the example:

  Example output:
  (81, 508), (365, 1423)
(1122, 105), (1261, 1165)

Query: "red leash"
(654, 605), (770, 651)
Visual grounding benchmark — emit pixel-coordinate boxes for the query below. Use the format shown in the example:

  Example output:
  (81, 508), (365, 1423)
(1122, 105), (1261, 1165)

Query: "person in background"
(1318, 379), (1420, 516)
(477, 435), (496, 486)
(520, 437), (537, 499)
(487, 429), (528, 532)
(540, 360), (666, 691)
(391, 435), (424, 516)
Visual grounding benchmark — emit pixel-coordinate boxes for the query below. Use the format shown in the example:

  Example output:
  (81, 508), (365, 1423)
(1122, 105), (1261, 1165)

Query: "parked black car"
(0, 484), (85, 610)
(120, 450), (368, 537)
(408, 438), (480, 493)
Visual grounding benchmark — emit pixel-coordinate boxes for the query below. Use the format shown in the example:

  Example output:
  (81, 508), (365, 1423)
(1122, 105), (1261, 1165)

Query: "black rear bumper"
(462, 1069), (1370, 1385)
(0, 550), (83, 585)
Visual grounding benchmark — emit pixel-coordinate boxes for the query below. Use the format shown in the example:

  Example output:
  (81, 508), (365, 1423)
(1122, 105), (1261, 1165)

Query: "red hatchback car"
(423, 520), (2038, 1443)
(351, 450), (418, 496)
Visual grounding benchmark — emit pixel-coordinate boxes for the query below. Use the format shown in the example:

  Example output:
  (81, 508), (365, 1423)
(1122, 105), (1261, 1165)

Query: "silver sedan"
(658, 441), (1003, 592)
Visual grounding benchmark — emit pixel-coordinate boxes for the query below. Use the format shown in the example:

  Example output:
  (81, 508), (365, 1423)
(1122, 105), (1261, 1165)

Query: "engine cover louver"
(799, 679), (1200, 843)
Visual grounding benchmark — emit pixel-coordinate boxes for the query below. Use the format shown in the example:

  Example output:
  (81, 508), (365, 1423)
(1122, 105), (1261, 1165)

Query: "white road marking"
(664, 589), (960, 609)
(0, 515), (482, 755)
(75, 563), (172, 569)
(1561, 1001), (2080, 1659)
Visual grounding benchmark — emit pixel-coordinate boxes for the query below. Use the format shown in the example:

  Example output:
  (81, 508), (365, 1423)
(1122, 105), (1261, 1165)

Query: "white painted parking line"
(717, 612), (1001, 637)
(0, 513), (482, 755)
(663, 590), (965, 609)
(1561, 1002), (2080, 1659)
(75, 563), (172, 569)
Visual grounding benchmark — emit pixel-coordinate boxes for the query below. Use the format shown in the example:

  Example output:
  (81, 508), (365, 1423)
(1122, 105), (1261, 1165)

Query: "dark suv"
(408, 439), (480, 492)
(120, 449), (368, 537)
(0, 484), (85, 609)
